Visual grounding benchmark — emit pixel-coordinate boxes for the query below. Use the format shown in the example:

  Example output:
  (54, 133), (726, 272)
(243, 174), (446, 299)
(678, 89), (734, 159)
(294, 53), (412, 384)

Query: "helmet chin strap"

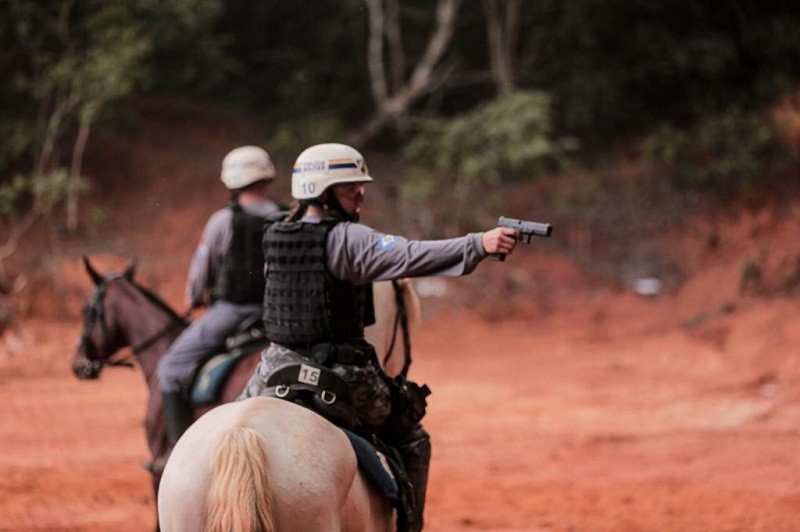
(323, 191), (360, 223)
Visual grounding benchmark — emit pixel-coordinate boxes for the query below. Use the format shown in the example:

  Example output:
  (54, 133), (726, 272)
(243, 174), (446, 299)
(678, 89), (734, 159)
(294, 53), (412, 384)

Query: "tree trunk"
(384, 0), (406, 93)
(482, 0), (520, 95)
(365, 0), (388, 107)
(67, 116), (93, 232)
(352, 0), (463, 146)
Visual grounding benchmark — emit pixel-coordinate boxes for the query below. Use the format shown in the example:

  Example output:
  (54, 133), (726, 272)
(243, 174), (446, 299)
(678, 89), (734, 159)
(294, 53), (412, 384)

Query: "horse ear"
(123, 260), (137, 281)
(83, 255), (103, 286)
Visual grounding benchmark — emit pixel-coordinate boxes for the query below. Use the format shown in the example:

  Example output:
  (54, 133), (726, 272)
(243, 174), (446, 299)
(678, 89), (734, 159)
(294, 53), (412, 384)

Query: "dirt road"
(2, 298), (800, 531)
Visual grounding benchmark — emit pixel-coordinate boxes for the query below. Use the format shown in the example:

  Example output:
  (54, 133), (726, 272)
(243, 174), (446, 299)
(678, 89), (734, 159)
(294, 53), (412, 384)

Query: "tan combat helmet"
(291, 143), (373, 200)
(221, 146), (276, 190)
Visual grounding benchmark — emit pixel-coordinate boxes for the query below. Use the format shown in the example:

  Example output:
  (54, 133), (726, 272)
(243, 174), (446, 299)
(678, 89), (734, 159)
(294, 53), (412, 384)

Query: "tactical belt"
(292, 342), (376, 367)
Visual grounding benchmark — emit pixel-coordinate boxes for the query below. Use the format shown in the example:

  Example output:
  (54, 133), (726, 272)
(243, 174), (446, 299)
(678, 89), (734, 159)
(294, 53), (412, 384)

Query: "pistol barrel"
(498, 216), (552, 237)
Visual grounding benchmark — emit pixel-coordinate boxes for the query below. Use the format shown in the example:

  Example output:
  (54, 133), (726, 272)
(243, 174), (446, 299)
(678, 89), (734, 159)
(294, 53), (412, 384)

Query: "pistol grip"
(490, 253), (506, 262)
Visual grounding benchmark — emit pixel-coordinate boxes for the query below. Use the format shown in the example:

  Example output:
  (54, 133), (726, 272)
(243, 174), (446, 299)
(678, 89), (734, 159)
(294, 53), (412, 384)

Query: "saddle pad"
(342, 429), (399, 505)
(190, 340), (269, 405)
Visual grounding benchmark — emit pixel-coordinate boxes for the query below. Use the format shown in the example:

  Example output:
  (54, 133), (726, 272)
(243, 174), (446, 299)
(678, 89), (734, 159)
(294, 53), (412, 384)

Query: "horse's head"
(71, 256), (137, 380)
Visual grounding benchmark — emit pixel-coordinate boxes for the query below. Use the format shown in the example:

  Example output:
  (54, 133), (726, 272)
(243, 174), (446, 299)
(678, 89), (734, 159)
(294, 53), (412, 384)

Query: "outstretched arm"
(327, 222), (518, 284)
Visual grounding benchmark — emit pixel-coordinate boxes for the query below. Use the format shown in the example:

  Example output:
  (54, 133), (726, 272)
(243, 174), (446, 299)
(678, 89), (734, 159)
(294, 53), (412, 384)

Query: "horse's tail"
(205, 425), (276, 532)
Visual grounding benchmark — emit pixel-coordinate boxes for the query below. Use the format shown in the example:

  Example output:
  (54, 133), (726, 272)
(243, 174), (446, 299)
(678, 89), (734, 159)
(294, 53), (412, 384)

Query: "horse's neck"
(367, 280), (409, 379)
(110, 282), (183, 381)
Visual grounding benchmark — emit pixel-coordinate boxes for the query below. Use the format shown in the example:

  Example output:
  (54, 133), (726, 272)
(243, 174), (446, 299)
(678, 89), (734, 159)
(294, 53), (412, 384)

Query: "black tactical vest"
(213, 203), (267, 305)
(262, 219), (373, 346)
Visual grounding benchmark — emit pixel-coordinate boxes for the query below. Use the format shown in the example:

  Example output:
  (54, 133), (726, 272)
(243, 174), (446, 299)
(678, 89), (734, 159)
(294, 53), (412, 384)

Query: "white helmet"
(221, 146), (276, 190)
(291, 143), (373, 200)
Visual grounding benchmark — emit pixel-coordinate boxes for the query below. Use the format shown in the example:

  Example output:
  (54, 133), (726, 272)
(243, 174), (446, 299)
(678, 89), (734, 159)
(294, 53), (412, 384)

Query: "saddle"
(263, 361), (416, 531)
(225, 315), (267, 351)
(189, 323), (270, 405)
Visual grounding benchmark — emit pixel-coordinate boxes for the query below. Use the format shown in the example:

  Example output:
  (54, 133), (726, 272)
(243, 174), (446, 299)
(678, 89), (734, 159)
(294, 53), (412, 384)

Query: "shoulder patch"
(375, 234), (396, 250)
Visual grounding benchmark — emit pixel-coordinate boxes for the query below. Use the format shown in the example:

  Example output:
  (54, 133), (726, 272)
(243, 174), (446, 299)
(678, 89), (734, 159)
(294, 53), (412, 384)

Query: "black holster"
(380, 374), (431, 445)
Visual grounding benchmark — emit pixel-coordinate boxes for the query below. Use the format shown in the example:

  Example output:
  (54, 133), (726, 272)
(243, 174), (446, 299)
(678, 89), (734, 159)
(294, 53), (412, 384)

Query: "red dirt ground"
(2, 97), (800, 531)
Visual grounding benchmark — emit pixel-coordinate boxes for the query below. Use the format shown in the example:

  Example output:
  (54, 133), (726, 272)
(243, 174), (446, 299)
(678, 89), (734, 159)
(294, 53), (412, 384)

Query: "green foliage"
(0, 169), (83, 219)
(267, 114), (347, 154)
(7, 0), (799, 150)
(406, 91), (573, 183)
(0, 0), (156, 235)
(0, 175), (33, 217)
(399, 91), (574, 233)
(143, 0), (228, 91)
(1, 0), (223, 172)
(643, 107), (797, 195)
(209, 0), (368, 114)
(520, 1), (800, 140)
(2, 1), (152, 164)
(0, 120), (37, 171)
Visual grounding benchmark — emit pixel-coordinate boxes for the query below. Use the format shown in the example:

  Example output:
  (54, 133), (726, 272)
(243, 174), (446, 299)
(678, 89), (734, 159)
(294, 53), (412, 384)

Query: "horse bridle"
(77, 274), (190, 375)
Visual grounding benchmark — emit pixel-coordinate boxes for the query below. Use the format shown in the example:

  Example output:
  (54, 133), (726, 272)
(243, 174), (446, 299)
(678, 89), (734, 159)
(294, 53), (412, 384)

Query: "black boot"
(163, 391), (194, 446)
(396, 425), (432, 531)
(148, 392), (194, 474)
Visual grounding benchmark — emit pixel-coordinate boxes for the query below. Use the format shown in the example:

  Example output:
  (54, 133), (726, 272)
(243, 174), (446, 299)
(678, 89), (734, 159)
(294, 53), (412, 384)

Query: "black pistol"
(492, 216), (553, 261)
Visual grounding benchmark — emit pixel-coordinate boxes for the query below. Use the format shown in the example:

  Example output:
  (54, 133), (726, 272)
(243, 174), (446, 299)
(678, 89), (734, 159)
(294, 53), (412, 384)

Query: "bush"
(400, 91), (575, 234)
(643, 107), (797, 196)
(406, 91), (574, 183)
(267, 114), (347, 155)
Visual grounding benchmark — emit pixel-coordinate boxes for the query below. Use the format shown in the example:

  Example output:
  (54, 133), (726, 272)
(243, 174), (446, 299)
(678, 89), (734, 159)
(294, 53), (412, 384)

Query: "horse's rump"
(158, 397), (393, 532)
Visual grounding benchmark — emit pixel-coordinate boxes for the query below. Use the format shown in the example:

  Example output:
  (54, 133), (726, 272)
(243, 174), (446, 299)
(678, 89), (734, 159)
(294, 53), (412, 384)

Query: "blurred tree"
(3, 0), (150, 234)
(517, 0), (800, 142)
(193, 1), (800, 151)
(208, 1), (368, 116)
(482, 0), (520, 95)
(144, 0), (227, 92)
(0, 0), (220, 327)
(354, 0), (464, 145)
(643, 107), (797, 197)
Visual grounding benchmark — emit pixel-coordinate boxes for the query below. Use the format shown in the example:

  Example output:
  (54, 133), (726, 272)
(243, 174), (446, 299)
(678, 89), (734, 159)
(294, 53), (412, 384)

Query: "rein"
(131, 307), (192, 354)
(383, 280), (413, 377)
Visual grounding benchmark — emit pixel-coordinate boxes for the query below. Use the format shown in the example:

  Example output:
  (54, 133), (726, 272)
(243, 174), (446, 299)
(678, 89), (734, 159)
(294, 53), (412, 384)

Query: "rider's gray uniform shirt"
(186, 199), (279, 306)
(304, 216), (487, 283)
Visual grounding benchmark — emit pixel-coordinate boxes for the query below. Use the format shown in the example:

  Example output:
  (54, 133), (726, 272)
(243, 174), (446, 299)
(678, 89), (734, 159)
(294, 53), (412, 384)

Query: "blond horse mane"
(206, 426), (276, 532)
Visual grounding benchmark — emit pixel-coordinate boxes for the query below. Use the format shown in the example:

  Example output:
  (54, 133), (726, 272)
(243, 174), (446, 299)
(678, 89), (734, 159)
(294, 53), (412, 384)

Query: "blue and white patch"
(375, 234), (396, 250)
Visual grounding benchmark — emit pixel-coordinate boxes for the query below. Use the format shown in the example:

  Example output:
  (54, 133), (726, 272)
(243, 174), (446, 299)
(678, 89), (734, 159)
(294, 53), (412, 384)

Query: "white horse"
(158, 280), (421, 532)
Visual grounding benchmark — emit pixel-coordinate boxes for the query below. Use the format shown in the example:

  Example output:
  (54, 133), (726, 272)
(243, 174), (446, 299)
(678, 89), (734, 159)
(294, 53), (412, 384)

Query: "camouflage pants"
(238, 343), (393, 430)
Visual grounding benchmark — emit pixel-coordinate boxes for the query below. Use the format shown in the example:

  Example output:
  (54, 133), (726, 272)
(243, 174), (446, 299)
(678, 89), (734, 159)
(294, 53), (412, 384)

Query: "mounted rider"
(158, 145), (280, 452)
(238, 143), (520, 531)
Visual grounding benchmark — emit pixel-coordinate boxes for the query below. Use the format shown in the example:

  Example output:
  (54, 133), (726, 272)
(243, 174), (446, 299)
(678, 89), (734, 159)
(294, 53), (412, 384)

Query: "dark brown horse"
(71, 258), (260, 515)
(71, 256), (419, 529)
